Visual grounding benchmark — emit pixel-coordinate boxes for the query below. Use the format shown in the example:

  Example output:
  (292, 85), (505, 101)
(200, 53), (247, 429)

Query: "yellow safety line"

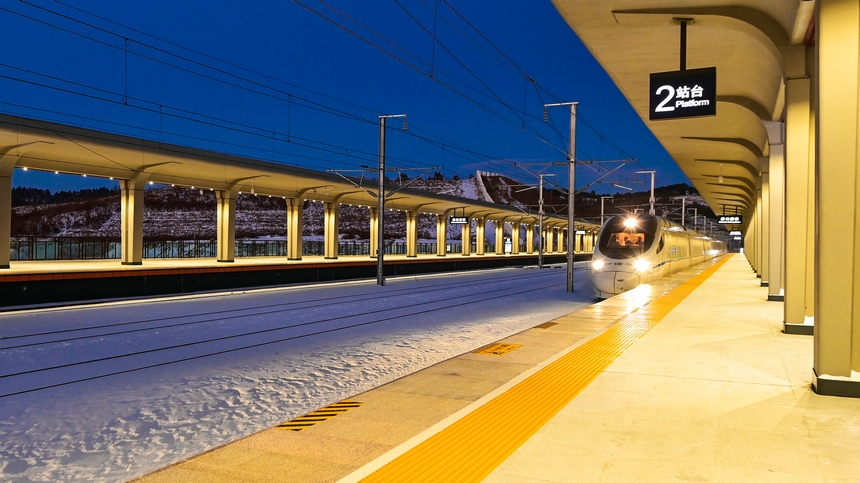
(360, 255), (732, 482)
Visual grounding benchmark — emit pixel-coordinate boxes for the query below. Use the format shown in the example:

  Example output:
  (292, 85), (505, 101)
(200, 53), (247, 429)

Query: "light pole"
(680, 196), (687, 226)
(689, 208), (698, 231)
(600, 196), (613, 225)
(637, 170), (656, 215)
(538, 174), (547, 269)
(544, 101), (578, 292)
(377, 114), (406, 286)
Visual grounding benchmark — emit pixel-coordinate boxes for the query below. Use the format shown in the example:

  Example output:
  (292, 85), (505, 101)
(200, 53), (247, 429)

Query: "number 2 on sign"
(655, 85), (675, 112)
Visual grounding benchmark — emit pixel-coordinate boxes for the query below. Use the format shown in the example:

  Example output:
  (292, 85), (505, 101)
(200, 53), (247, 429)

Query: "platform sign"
(449, 216), (468, 225)
(718, 215), (743, 224)
(729, 230), (742, 236)
(575, 230), (586, 235)
(733, 236), (742, 240)
(649, 67), (717, 120)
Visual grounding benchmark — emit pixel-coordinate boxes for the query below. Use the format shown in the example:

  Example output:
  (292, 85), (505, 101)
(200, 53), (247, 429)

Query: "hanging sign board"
(575, 230), (586, 235)
(449, 216), (468, 225)
(718, 215), (743, 224)
(733, 236), (742, 240)
(649, 67), (717, 120)
(729, 230), (742, 236)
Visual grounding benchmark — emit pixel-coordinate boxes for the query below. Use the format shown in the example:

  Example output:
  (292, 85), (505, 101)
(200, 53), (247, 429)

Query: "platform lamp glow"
(544, 101), (578, 293)
(377, 114), (407, 286)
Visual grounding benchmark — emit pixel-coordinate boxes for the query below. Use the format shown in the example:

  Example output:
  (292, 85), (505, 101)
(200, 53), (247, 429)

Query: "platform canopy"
(552, 0), (814, 230)
(0, 113), (596, 230)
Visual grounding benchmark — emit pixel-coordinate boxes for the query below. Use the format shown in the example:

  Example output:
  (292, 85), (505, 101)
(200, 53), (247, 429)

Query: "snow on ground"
(0, 264), (595, 482)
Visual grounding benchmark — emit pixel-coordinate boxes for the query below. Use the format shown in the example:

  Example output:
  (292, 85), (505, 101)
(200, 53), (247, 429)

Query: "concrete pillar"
(369, 207), (378, 258)
(813, 0), (860, 397)
(475, 216), (485, 255)
(216, 189), (237, 262)
(461, 218), (471, 256)
(436, 214), (447, 256)
(784, 77), (815, 333)
(120, 174), (148, 265)
(546, 228), (554, 254)
(526, 223), (534, 254)
(405, 210), (418, 257)
(760, 170), (770, 286)
(511, 222), (521, 255)
(323, 201), (340, 259)
(754, 188), (763, 275)
(287, 198), (304, 260)
(765, 122), (786, 300)
(0, 155), (15, 269)
(495, 220), (505, 255)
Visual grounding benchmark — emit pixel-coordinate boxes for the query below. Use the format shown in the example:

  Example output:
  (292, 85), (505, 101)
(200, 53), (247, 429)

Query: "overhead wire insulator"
(543, 108), (548, 123)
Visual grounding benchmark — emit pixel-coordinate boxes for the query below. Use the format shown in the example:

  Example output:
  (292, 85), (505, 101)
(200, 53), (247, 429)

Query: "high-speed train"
(590, 214), (726, 298)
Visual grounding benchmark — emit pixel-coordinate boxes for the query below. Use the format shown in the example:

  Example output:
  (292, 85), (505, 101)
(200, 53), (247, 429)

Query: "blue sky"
(4, 1), (689, 193)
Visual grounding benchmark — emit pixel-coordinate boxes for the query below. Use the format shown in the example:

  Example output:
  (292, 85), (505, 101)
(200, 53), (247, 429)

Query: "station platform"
(0, 252), (577, 308)
(134, 254), (860, 482)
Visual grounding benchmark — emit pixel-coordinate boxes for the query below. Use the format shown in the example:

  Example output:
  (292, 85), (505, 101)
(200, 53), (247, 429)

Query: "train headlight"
(634, 259), (649, 272)
(623, 217), (638, 228)
(592, 259), (604, 271)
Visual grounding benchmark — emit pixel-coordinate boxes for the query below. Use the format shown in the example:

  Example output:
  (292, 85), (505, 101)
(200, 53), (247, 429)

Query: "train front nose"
(591, 270), (641, 297)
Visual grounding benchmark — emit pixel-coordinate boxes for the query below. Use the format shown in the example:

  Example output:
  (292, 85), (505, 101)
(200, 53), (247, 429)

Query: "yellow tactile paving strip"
(360, 256), (732, 482)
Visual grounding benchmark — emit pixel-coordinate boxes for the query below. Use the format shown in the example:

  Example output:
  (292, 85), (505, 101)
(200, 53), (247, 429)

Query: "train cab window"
(597, 215), (659, 259)
(607, 232), (644, 248)
(657, 235), (665, 253)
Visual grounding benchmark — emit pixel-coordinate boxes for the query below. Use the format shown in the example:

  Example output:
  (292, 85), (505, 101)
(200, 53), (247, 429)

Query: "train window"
(607, 232), (645, 248)
(597, 215), (658, 258)
(657, 235), (665, 253)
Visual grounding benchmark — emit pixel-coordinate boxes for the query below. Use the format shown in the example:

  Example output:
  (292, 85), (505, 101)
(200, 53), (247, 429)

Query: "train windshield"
(606, 232), (645, 248)
(597, 215), (658, 259)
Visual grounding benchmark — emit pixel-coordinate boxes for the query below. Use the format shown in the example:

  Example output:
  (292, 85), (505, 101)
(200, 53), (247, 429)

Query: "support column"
(405, 210), (418, 257)
(461, 218), (471, 256)
(216, 189), (237, 262)
(495, 220), (505, 255)
(0, 155), (15, 269)
(546, 228), (554, 254)
(369, 207), (378, 258)
(784, 77), (815, 333)
(813, 0), (860, 397)
(287, 198), (304, 260)
(760, 170), (770, 286)
(324, 201), (340, 259)
(754, 188), (763, 276)
(526, 223), (534, 254)
(766, 122), (786, 300)
(511, 222), (521, 255)
(436, 214), (447, 256)
(120, 174), (148, 265)
(475, 217), (485, 255)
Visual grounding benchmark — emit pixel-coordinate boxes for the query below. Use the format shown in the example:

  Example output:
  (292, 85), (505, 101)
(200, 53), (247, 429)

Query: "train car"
(590, 214), (726, 298)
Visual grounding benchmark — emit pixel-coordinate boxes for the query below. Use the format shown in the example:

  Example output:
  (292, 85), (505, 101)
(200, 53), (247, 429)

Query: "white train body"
(590, 214), (726, 298)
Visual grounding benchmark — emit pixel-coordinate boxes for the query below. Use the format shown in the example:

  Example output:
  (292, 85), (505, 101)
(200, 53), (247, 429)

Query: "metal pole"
(601, 196), (613, 225)
(566, 102), (577, 293)
(377, 117), (386, 286)
(636, 170), (656, 215)
(681, 196), (687, 226)
(544, 101), (578, 292)
(538, 174), (544, 269)
(375, 114), (406, 286)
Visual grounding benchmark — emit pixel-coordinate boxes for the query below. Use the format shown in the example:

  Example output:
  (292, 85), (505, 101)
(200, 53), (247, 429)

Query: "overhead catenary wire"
(2, 1), (648, 185)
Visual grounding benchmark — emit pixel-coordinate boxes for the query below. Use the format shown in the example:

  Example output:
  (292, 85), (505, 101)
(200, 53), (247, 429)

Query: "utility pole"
(544, 101), (578, 292)
(376, 114), (406, 286)
(681, 196), (687, 226)
(538, 174), (546, 269)
(637, 170), (656, 215)
(600, 196), (613, 225)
